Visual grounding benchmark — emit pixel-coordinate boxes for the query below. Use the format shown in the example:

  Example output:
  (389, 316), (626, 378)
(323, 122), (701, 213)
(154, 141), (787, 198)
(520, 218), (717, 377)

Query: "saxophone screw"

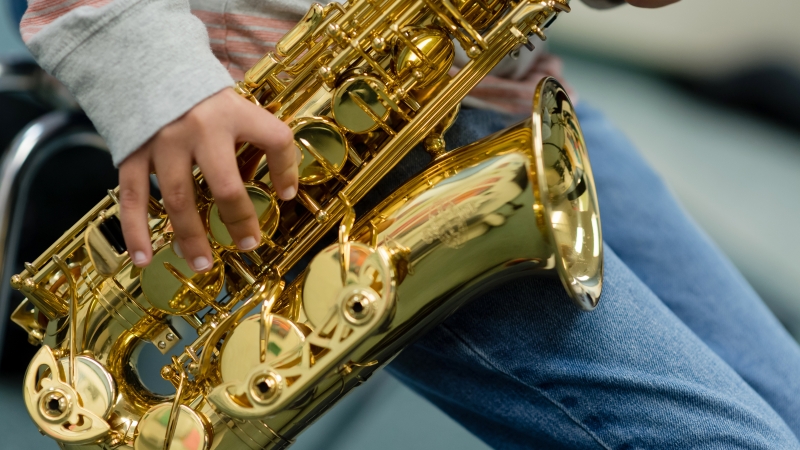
(40, 389), (70, 421)
(161, 365), (175, 381)
(343, 292), (374, 325)
(315, 210), (329, 223)
(27, 333), (43, 346)
(108, 431), (125, 447)
(318, 66), (335, 85)
(424, 136), (446, 159)
(326, 23), (342, 41)
(250, 372), (282, 405)
(372, 36), (387, 53)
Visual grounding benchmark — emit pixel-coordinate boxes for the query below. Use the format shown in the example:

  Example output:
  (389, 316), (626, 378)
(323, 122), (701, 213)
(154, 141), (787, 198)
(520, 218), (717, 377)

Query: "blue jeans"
(371, 105), (800, 449)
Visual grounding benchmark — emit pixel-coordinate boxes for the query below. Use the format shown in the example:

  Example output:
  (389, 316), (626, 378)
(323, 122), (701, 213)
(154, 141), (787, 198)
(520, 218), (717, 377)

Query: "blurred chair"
(676, 65), (800, 131)
(0, 110), (112, 365)
(9, 0), (23, 26)
(0, 0), (118, 369)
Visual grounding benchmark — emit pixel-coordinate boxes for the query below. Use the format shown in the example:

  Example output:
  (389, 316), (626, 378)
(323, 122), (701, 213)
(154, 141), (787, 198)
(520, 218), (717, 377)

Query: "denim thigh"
(389, 248), (798, 449)
(577, 103), (800, 436)
(375, 107), (800, 449)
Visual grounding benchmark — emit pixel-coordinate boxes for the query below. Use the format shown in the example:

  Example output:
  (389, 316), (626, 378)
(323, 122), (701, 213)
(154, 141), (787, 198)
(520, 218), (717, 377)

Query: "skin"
(119, 88), (297, 273)
(118, 0), (679, 274)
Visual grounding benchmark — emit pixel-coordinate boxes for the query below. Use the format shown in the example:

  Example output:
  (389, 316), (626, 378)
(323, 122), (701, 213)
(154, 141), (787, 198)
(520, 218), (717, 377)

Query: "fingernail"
(192, 256), (211, 272)
(239, 236), (259, 251)
(132, 251), (147, 266)
(172, 241), (184, 258)
(295, 146), (303, 165)
(280, 185), (297, 200)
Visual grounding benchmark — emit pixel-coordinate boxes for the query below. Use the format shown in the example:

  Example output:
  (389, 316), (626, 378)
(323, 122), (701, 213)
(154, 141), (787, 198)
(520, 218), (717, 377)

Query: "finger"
(118, 150), (153, 267)
(195, 137), (261, 251)
(154, 147), (213, 273)
(231, 97), (298, 201)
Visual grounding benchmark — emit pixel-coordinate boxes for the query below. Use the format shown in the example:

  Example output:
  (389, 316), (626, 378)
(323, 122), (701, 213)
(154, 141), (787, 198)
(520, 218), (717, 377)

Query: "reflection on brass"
(207, 182), (279, 250)
(303, 242), (394, 329)
(534, 81), (602, 303)
(164, 366), (186, 450)
(10, 299), (45, 345)
(23, 346), (112, 444)
(332, 76), (391, 134)
(219, 314), (305, 384)
(276, 3), (324, 57)
(51, 256), (78, 388)
(11, 1), (601, 449)
(455, 0), (509, 30)
(140, 244), (225, 315)
(134, 403), (211, 450)
(85, 217), (128, 277)
(291, 117), (349, 185)
(393, 27), (455, 88)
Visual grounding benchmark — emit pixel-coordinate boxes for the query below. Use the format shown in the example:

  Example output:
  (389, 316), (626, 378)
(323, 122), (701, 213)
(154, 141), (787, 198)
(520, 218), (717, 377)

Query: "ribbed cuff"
(27, 0), (234, 165)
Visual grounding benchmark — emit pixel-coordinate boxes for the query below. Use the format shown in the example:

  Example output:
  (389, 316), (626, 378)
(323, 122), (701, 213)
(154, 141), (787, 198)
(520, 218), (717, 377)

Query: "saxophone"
(10, 1), (603, 448)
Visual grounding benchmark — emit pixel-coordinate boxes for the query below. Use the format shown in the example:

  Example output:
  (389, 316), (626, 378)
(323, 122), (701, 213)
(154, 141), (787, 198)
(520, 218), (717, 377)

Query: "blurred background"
(0, 0), (798, 449)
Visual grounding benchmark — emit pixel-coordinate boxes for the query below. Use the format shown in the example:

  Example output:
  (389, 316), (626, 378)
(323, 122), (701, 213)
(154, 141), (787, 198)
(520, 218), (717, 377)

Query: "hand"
(118, 88), (297, 273)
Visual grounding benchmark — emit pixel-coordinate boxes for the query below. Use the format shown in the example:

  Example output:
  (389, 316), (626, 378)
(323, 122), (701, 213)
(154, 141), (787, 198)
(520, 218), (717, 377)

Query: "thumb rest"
(10, 0), (603, 448)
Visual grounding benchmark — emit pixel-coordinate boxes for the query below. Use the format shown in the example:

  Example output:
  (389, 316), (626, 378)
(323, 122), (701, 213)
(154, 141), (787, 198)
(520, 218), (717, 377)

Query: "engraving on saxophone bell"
(11, 1), (602, 449)
(421, 201), (479, 249)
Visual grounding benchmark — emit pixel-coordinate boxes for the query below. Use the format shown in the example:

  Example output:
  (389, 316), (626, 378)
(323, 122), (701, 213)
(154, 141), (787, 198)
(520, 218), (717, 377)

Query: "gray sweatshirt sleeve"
(25, 0), (234, 166)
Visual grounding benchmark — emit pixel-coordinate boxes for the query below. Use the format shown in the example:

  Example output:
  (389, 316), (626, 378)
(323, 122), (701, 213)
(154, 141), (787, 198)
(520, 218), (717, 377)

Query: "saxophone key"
(134, 403), (211, 450)
(290, 117), (350, 185)
(23, 346), (114, 444)
(206, 181), (280, 252)
(332, 75), (392, 135)
(140, 243), (225, 316)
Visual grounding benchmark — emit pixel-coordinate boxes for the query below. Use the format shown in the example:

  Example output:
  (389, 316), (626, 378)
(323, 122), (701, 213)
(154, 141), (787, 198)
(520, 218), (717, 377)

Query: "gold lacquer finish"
(393, 27), (455, 88)
(292, 117), (350, 185)
(332, 76), (391, 134)
(134, 403), (211, 450)
(12, 1), (602, 449)
(207, 182), (280, 249)
(141, 243), (225, 315)
(456, 0), (510, 30)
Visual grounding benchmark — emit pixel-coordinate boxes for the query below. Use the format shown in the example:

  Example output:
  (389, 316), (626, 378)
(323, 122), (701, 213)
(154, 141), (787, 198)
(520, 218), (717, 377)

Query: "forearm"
(21, 0), (234, 166)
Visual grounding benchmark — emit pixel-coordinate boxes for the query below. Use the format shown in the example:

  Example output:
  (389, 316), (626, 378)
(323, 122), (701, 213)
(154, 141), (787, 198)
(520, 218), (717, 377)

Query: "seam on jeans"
(440, 323), (614, 450)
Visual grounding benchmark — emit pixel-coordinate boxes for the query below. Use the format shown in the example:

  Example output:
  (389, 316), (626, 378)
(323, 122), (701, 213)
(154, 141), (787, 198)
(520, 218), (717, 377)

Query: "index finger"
(233, 100), (298, 201)
(118, 150), (153, 267)
(195, 137), (262, 251)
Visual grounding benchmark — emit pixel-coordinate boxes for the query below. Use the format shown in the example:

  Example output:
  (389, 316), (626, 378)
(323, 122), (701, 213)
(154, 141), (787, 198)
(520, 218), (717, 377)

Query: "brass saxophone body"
(10, 1), (603, 448)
